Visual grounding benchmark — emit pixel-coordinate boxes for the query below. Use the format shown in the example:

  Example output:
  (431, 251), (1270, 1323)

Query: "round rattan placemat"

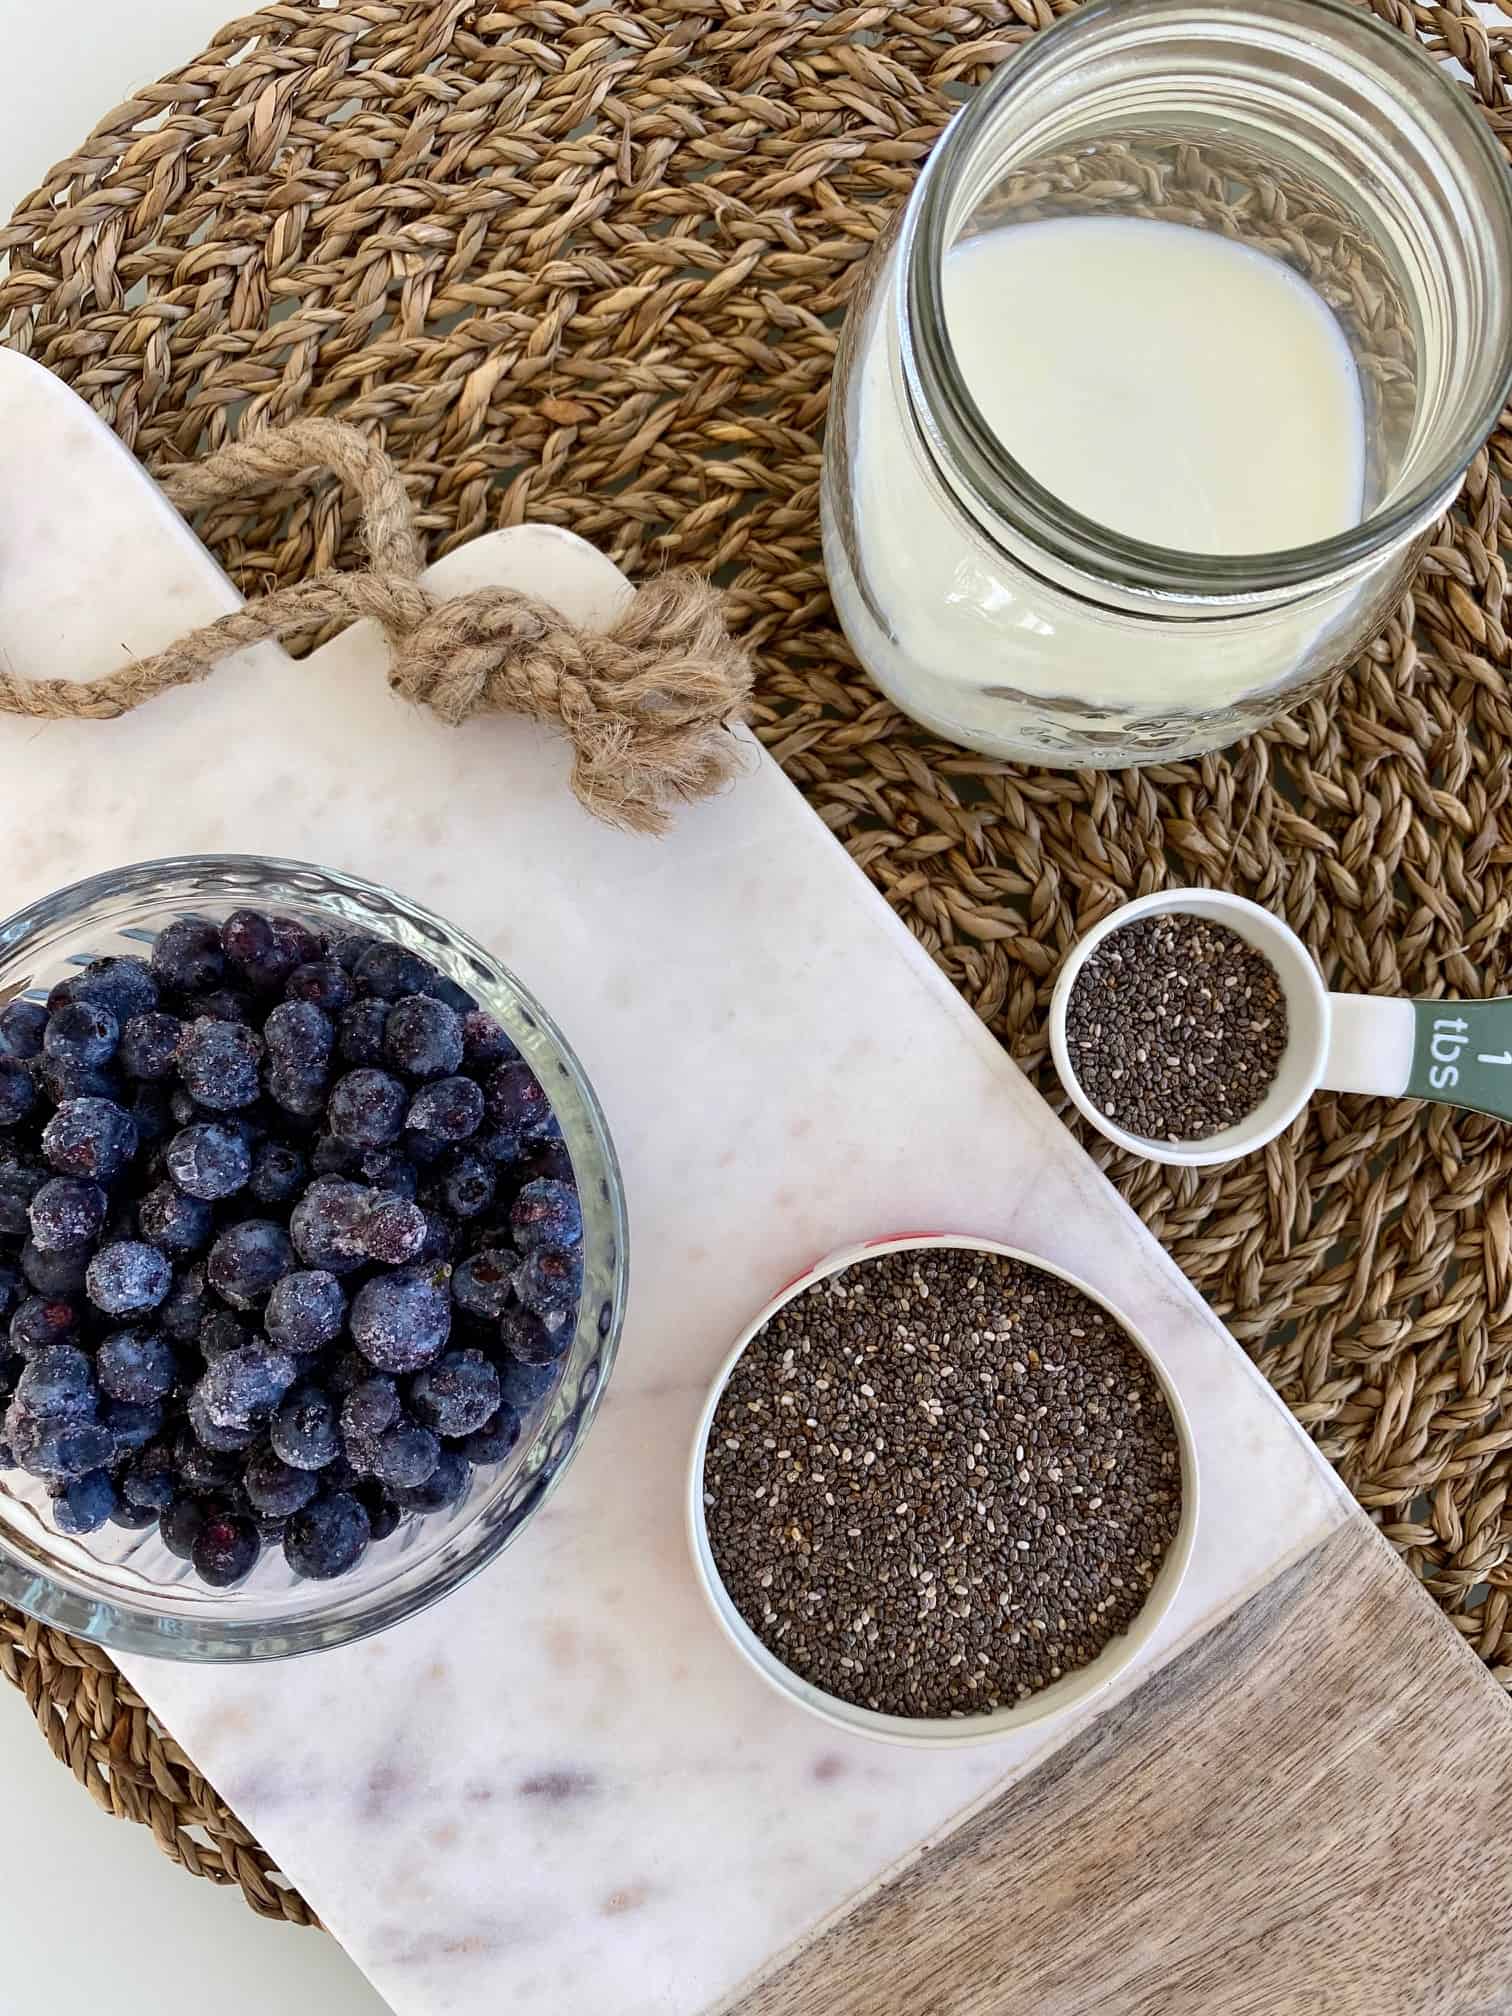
(3, 0), (1512, 1927)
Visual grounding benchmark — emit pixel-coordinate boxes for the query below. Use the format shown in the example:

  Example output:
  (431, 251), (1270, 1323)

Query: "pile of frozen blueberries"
(0, 910), (583, 1588)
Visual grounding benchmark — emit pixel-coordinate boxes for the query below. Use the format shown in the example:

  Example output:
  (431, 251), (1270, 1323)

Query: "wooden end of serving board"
(733, 1516), (1512, 2015)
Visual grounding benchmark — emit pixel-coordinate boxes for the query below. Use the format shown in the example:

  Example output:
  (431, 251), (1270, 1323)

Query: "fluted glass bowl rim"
(0, 854), (628, 1661)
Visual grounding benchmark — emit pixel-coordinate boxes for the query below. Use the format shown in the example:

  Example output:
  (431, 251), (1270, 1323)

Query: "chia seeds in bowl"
(690, 1237), (1196, 1745)
(0, 856), (627, 1661)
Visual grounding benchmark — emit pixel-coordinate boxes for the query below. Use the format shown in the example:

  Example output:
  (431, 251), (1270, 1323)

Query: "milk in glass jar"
(822, 0), (1512, 766)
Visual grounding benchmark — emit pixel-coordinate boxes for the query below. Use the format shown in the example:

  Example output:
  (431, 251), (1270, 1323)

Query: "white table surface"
(0, 9), (388, 2013)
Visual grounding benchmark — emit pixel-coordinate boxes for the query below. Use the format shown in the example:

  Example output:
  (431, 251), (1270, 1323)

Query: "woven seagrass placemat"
(3, 0), (1511, 1927)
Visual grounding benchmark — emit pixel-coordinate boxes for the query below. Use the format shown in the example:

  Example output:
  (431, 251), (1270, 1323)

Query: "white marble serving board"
(0, 349), (1352, 2016)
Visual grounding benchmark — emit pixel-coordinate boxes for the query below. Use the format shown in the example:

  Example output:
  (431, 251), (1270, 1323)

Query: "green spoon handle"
(1326, 994), (1512, 1121)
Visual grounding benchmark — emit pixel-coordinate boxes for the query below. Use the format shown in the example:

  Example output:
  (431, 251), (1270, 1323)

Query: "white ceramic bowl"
(1049, 888), (1328, 1169)
(688, 1234), (1198, 1748)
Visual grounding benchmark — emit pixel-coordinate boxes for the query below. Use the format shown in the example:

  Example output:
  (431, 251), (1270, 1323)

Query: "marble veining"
(0, 350), (1351, 2015)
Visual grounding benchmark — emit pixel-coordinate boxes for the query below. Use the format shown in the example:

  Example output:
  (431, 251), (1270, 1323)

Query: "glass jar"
(822, 0), (1512, 766)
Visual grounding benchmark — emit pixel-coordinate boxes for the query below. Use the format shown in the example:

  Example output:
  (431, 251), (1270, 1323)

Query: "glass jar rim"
(906, 0), (1512, 599)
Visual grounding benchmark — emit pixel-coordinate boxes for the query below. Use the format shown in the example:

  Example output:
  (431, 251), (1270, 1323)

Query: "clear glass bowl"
(0, 856), (628, 1661)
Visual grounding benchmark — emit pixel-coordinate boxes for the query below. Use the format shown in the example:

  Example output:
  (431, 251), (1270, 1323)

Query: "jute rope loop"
(0, 418), (751, 837)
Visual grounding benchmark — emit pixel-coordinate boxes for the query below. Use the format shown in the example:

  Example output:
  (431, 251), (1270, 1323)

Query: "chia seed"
(702, 1248), (1183, 1720)
(1065, 912), (1288, 1143)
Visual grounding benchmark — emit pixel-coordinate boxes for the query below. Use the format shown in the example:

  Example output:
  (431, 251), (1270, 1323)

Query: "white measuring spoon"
(1048, 887), (1512, 1168)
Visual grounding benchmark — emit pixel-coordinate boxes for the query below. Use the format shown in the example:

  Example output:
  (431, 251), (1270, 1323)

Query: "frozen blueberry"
(53, 1470), (117, 1535)
(166, 1121), (252, 1200)
(284, 961), (353, 1015)
(87, 1241), (172, 1316)
(186, 987), (257, 1026)
(358, 1195), (426, 1265)
(207, 1220), (293, 1308)
(45, 999), (119, 1069)
(368, 1419), (441, 1491)
(244, 1443), (321, 1518)
(0, 1267), (18, 1321)
(460, 1406), (522, 1466)
(496, 1354), (559, 1411)
(266, 1064), (328, 1119)
(289, 1178), (371, 1274)
(103, 1399), (164, 1456)
(442, 1152), (495, 1221)
(0, 999), (47, 1062)
(36, 1053), (121, 1106)
(159, 1265), (209, 1345)
(265, 998), (334, 1076)
(354, 942), (437, 1002)
(350, 1264), (451, 1373)
(499, 1303), (571, 1368)
(384, 997), (463, 1080)
(520, 1137), (575, 1186)
(42, 1097), (138, 1183)
(66, 956), (158, 1024)
(511, 1178), (582, 1253)
(15, 1344), (95, 1420)
(97, 1327), (177, 1406)
(138, 1180), (213, 1256)
(284, 1490), (371, 1579)
(119, 1011), (183, 1082)
(392, 1449), (471, 1512)
(414, 1207), (458, 1266)
(9, 1412), (114, 1482)
(188, 1396), (255, 1454)
(0, 1058), (35, 1128)
(192, 1508), (260, 1587)
(460, 1010), (517, 1071)
(196, 1345), (297, 1430)
(412, 1349), (500, 1439)
(29, 1175), (107, 1252)
(0, 1154), (43, 1238)
(21, 1239), (92, 1297)
(108, 1498), (159, 1530)
(329, 930), (378, 974)
(220, 910), (295, 992)
(407, 1074), (483, 1144)
(10, 1297), (79, 1357)
(247, 1140), (306, 1207)
(483, 1061), (552, 1149)
(512, 1246), (581, 1332)
(159, 1496), (208, 1559)
(266, 1269), (346, 1352)
(403, 1126), (448, 1171)
(310, 1133), (361, 1179)
(270, 1384), (342, 1471)
(173, 1424), (241, 1490)
(121, 1443), (178, 1509)
(176, 1017), (262, 1111)
(150, 918), (225, 995)
(337, 1000), (389, 1068)
(358, 1146), (417, 1198)
(328, 1069), (408, 1148)
(354, 1479), (402, 1542)
(341, 1376), (400, 1447)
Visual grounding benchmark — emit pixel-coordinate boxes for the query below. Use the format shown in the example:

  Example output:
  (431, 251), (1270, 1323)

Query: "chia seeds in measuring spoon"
(702, 1247), (1182, 1720)
(1064, 913), (1288, 1143)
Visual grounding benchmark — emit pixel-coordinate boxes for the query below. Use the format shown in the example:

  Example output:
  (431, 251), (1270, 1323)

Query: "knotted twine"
(0, 418), (752, 836)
